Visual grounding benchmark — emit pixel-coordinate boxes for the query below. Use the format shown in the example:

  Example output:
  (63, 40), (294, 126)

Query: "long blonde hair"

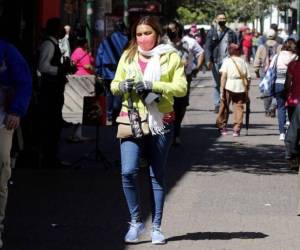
(125, 16), (162, 63)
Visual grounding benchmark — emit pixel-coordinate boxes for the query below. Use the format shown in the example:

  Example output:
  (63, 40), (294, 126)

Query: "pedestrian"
(270, 23), (284, 45)
(0, 39), (32, 248)
(216, 43), (251, 136)
(167, 20), (204, 145)
(242, 28), (252, 63)
(182, 27), (205, 78)
(37, 17), (70, 168)
(59, 25), (72, 60)
(254, 29), (282, 117)
(251, 31), (260, 60)
(111, 15), (187, 244)
(285, 102), (300, 215)
(189, 23), (198, 38)
(68, 36), (95, 142)
(271, 38), (297, 141)
(205, 12), (237, 113)
(71, 36), (95, 75)
(198, 28), (207, 47)
(285, 39), (300, 120)
(95, 20), (128, 125)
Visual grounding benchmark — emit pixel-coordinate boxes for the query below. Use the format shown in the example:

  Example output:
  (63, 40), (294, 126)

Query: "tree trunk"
(260, 16), (264, 34)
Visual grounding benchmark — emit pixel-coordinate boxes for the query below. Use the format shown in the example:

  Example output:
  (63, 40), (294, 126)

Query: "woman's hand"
(220, 88), (226, 100)
(5, 114), (20, 130)
(119, 80), (134, 94)
(84, 64), (94, 71)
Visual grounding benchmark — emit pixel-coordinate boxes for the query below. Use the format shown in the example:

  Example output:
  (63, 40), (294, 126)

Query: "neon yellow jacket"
(111, 50), (187, 115)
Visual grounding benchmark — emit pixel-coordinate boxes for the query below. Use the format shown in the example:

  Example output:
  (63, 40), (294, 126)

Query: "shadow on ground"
(5, 122), (283, 249)
(167, 231), (269, 241)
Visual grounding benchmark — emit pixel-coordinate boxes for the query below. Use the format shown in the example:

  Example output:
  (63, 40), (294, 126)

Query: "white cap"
(266, 29), (276, 39)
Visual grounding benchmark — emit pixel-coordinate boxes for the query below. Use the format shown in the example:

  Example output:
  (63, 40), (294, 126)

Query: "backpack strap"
(230, 57), (249, 97)
(212, 27), (229, 50)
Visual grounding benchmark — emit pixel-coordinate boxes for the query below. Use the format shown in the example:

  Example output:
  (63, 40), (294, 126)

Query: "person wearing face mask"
(166, 20), (204, 145)
(205, 12), (237, 113)
(111, 16), (187, 245)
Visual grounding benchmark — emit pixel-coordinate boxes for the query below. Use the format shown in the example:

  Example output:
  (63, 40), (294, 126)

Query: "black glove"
(135, 81), (153, 93)
(119, 79), (134, 93)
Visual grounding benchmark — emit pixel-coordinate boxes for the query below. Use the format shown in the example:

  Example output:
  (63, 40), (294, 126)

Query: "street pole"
(124, 0), (129, 27)
(298, 0), (300, 35)
(86, 0), (94, 49)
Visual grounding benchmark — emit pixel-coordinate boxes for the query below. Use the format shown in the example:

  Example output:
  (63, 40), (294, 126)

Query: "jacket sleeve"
(204, 29), (213, 63)
(111, 52), (127, 96)
(229, 29), (238, 44)
(253, 45), (264, 69)
(38, 41), (57, 75)
(6, 43), (32, 117)
(95, 43), (104, 76)
(152, 52), (187, 98)
(285, 104), (300, 159)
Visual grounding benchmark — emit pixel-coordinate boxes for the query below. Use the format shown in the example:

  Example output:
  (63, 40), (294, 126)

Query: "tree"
(175, 0), (293, 25)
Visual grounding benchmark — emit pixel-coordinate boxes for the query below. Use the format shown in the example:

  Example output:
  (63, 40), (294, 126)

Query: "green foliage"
(177, 7), (208, 24)
(176, 0), (293, 24)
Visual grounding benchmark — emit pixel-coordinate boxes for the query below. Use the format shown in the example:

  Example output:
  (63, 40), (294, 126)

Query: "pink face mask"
(137, 36), (156, 51)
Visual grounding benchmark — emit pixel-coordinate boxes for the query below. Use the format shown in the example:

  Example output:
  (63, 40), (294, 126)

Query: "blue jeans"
(120, 124), (173, 226)
(274, 83), (286, 134)
(212, 62), (223, 107)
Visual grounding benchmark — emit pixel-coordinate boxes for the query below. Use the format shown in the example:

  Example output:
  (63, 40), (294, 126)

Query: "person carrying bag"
(110, 16), (187, 245)
(216, 43), (250, 136)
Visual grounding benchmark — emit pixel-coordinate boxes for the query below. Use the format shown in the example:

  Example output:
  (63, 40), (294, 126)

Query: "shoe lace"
(152, 226), (162, 233)
(128, 221), (140, 229)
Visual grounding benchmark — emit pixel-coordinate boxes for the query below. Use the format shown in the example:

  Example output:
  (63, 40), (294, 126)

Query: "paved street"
(4, 68), (300, 250)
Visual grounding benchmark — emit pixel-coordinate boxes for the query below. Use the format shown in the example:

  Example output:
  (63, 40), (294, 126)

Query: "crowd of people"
(1, 10), (300, 248)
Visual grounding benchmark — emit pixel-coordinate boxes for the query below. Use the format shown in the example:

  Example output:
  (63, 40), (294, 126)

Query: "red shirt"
(242, 34), (252, 48)
(286, 60), (300, 107)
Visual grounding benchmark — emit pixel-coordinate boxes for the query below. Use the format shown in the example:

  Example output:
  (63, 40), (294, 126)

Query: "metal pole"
(124, 0), (129, 27)
(86, 0), (94, 49)
(298, 0), (300, 35)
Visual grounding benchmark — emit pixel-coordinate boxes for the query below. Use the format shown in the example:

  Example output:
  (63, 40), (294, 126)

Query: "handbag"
(259, 55), (278, 94)
(116, 113), (150, 139)
(116, 93), (150, 139)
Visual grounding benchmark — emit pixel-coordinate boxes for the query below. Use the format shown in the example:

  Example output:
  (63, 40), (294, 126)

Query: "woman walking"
(272, 38), (297, 140)
(285, 39), (300, 120)
(216, 43), (251, 136)
(111, 16), (187, 244)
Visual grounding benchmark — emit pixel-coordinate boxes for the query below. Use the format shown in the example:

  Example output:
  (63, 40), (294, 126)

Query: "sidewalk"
(5, 69), (300, 250)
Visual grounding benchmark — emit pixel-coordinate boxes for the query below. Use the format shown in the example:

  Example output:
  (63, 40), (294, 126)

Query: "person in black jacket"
(285, 102), (300, 167)
(205, 12), (237, 113)
(37, 18), (69, 168)
(285, 102), (300, 215)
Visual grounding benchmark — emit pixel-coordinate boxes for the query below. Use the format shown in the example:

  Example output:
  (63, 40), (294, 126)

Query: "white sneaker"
(151, 226), (166, 244)
(124, 221), (145, 243)
(279, 133), (285, 141)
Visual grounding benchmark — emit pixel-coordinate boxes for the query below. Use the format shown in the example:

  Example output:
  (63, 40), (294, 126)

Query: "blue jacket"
(0, 40), (32, 117)
(95, 31), (128, 80)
